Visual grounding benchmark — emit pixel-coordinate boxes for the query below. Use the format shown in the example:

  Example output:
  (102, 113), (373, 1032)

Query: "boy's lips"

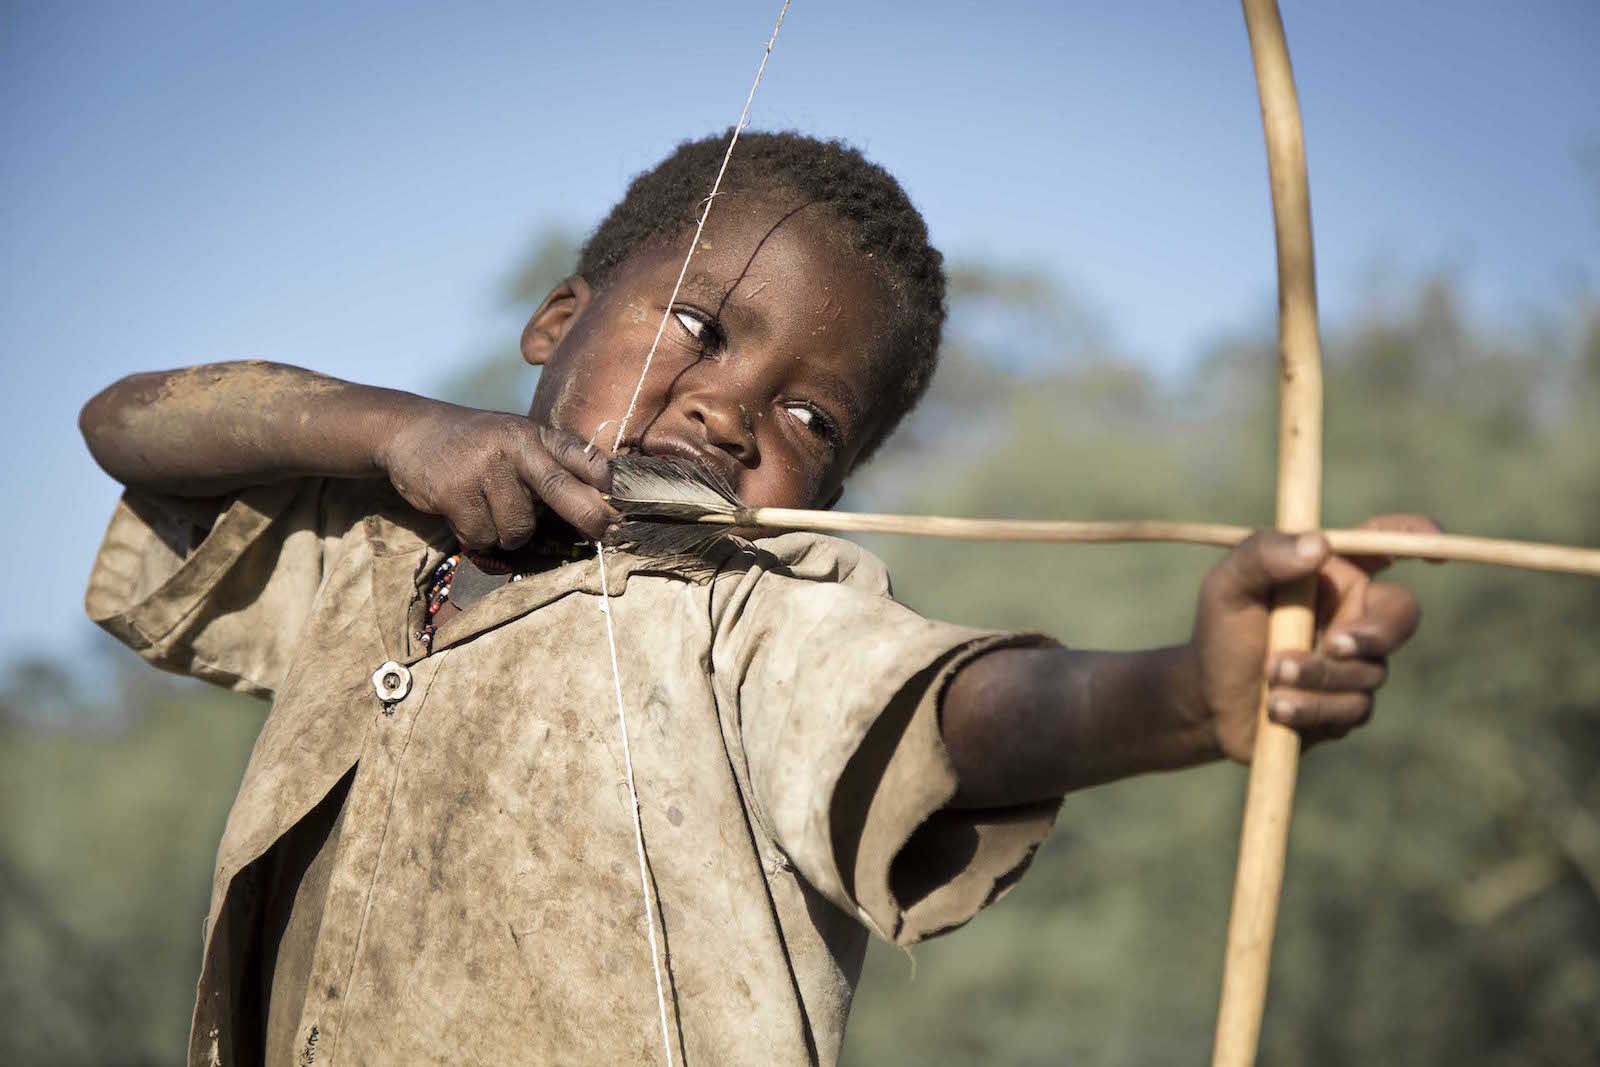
(630, 436), (744, 499)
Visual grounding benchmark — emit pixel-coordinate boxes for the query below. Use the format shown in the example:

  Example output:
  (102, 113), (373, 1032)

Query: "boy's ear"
(521, 275), (593, 367)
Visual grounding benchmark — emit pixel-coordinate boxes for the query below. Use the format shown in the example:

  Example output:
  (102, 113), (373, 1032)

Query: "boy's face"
(522, 195), (893, 510)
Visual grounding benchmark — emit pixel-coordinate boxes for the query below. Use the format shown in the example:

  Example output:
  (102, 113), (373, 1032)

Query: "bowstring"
(609, 0), (791, 455)
(595, 540), (675, 1064)
(594, 4), (791, 1062)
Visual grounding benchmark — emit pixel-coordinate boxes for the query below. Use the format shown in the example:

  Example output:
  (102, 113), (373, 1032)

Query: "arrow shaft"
(662, 507), (1600, 577)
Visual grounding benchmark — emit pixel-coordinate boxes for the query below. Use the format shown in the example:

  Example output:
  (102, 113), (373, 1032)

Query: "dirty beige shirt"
(86, 479), (1059, 1067)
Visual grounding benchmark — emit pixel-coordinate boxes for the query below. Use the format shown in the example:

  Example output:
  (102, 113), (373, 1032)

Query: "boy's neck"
(462, 520), (592, 576)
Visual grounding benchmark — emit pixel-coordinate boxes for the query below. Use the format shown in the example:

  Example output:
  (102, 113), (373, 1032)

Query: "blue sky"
(3, 0), (1597, 663)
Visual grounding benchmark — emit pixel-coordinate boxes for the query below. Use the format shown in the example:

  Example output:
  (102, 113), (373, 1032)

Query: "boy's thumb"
(1213, 530), (1328, 602)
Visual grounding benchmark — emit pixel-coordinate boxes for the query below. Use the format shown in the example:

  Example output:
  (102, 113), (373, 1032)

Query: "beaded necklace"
(415, 552), (461, 652)
(414, 539), (593, 651)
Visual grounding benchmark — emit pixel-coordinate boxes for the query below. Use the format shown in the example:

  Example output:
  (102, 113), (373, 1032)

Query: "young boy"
(81, 132), (1426, 1066)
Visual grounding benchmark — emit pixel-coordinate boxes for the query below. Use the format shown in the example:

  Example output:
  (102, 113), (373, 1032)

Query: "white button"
(372, 661), (412, 704)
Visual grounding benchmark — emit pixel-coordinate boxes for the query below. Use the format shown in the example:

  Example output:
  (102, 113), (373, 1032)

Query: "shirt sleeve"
(84, 479), (344, 698)
(712, 534), (1063, 946)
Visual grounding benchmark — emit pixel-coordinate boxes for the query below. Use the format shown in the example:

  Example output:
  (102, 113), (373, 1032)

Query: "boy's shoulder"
(730, 531), (895, 597)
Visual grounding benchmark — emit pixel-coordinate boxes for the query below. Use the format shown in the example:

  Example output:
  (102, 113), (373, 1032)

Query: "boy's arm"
(942, 524), (1428, 807)
(942, 643), (1213, 804)
(80, 361), (615, 543)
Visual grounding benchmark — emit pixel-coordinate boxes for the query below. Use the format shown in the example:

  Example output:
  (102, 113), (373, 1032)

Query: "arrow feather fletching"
(605, 453), (748, 561)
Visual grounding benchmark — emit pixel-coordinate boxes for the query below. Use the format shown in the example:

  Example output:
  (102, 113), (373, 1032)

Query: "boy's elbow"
(79, 381), (124, 468)
(79, 371), (163, 482)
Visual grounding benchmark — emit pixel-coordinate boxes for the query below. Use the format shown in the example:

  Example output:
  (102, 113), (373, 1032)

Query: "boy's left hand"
(1190, 514), (1437, 763)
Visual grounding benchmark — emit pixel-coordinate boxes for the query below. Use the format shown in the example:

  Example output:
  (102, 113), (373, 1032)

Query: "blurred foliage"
(1, 653), (263, 1064)
(432, 229), (581, 414)
(4, 235), (1598, 1064)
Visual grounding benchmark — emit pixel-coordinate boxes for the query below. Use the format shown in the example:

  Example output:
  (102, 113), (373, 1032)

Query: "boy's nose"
(684, 391), (758, 465)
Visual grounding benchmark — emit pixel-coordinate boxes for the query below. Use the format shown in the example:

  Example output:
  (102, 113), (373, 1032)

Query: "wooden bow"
(1214, 2), (1326, 1062)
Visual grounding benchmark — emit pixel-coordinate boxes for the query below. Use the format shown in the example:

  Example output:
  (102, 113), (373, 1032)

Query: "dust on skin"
(133, 360), (335, 412)
(621, 298), (653, 326)
(811, 291), (845, 335)
(547, 358), (596, 429)
(137, 361), (341, 412)
(98, 361), (347, 464)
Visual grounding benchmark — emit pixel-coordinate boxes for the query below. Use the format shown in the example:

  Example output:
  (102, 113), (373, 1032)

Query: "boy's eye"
(784, 402), (837, 444)
(672, 309), (706, 339)
(672, 308), (723, 353)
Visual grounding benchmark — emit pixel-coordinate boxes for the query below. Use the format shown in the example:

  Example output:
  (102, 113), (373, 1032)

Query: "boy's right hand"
(377, 405), (616, 547)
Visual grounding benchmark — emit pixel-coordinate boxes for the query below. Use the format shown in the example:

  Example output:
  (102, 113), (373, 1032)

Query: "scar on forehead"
(741, 279), (771, 299)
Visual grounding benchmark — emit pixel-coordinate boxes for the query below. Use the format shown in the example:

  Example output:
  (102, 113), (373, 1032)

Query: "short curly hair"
(579, 130), (946, 466)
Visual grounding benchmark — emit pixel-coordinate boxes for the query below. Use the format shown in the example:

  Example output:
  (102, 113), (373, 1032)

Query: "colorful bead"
(415, 553), (462, 652)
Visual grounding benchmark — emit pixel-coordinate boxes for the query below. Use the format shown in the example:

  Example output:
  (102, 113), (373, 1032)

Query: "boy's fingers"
(1313, 554), (1375, 633)
(1323, 580), (1420, 658)
(513, 446), (619, 540)
(563, 492), (622, 541)
(1347, 513), (1444, 574)
(1356, 512), (1441, 535)
(450, 488), (499, 550)
(482, 469), (538, 550)
(1210, 530), (1329, 604)
(1265, 689), (1374, 730)
(1270, 651), (1386, 693)
(536, 424), (614, 491)
(1299, 722), (1359, 749)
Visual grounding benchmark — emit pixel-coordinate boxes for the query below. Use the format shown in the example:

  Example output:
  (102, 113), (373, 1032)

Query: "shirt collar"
(361, 504), (723, 664)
